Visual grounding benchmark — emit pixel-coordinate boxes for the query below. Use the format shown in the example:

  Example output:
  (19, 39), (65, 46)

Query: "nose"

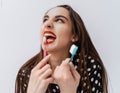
(44, 20), (53, 29)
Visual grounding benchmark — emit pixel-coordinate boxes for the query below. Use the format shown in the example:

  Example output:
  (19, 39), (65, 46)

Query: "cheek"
(57, 30), (72, 43)
(56, 24), (72, 35)
(59, 26), (72, 38)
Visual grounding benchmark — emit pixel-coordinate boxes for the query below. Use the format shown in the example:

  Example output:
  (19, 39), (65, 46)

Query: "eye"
(43, 18), (48, 23)
(55, 18), (64, 23)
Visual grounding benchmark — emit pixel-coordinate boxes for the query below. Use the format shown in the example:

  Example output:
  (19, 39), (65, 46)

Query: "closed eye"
(55, 18), (64, 23)
(43, 18), (48, 23)
(43, 15), (49, 23)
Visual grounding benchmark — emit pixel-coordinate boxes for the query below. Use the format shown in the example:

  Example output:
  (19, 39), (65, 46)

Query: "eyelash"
(43, 18), (48, 23)
(43, 18), (64, 23)
(55, 19), (64, 23)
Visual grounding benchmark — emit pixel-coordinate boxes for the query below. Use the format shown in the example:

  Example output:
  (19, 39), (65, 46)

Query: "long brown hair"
(56, 5), (108, 93)
(15, 5), (108, 93)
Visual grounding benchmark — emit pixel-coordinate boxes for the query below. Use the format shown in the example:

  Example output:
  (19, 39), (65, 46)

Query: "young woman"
(15, 5), (108, 93)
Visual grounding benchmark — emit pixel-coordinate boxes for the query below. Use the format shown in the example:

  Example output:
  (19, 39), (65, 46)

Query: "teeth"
(44, 34), (56, 38)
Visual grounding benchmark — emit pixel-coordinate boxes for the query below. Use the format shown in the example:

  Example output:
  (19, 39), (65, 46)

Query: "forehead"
(45, 7), (70, 18)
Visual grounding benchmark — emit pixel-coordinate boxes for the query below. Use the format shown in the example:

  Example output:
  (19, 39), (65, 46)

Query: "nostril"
(45, 21), (53, 29)
(47, 25), (51, 28)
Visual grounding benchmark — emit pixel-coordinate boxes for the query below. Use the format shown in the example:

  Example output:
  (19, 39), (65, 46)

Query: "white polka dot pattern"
(47, 55), (103, 93)
(85, 55), (102, 93)
(18, 55), (103, 93)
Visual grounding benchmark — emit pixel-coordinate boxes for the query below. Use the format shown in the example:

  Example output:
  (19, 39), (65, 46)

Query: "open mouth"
(44, 31), (56, 44)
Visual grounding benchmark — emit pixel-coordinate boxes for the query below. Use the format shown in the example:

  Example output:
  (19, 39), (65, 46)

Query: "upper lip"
(43, 31), (56, 38)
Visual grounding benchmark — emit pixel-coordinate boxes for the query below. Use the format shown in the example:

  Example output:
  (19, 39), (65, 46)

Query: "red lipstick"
(44, 31), (56, 37)
(43, 31), (56, 44)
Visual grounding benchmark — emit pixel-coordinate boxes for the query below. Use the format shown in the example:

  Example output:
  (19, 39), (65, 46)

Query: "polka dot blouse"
(18, 55), (103, 93)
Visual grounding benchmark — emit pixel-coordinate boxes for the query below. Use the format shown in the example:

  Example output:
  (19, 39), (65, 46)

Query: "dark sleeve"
(15, 69), (30, 93)
(87, 56), (103, 93)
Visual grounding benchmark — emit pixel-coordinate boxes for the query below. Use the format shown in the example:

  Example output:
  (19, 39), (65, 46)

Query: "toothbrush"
(43, 37), (47, 58)
(69, 44), (78, 62)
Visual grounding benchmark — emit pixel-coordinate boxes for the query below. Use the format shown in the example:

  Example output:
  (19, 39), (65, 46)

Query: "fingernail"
(69, 62), (73, 65)
(47, 54), (51, 57)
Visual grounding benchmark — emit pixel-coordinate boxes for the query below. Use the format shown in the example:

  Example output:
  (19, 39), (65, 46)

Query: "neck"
(48, 51), (70, 71)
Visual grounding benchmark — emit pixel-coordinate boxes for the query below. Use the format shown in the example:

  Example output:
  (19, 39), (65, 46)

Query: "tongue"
(46, 38), (55, 44)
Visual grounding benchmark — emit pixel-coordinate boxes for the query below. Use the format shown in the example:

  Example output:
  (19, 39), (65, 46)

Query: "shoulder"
(15, 53), (40, 92)
(17, 53), (40, 84)
(17, 65), (32, 85)
(86, 55), (102, 75)
(86, 55), (103, 92)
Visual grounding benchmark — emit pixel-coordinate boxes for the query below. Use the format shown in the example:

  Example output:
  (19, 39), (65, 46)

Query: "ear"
(71, 34), (78, 43)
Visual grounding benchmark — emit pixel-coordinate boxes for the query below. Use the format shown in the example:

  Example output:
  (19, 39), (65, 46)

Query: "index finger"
(34, 54), (51, 70)
(69, 62), (80, 80)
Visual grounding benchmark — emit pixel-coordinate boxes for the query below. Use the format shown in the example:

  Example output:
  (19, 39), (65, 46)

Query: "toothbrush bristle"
(70, 44), (78, 54)
(43, 37), (46, 43)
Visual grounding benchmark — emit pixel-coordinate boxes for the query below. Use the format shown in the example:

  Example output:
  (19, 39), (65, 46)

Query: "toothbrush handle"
(43, 45), (47, 58)
(44, 50), (46, 58)
(70, 54), (74, 62)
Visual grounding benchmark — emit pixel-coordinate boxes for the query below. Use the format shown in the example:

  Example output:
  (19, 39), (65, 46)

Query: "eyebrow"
(43, 15), (68, 21)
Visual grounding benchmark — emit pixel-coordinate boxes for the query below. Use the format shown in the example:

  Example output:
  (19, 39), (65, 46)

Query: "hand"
(27, 54), (54, 93)
(53, 58), (80, 93)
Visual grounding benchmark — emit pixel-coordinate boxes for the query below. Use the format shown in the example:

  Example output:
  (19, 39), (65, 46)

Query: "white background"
(0, 0), (120, 93)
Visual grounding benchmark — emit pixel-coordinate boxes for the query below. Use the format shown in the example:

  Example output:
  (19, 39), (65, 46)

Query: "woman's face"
(40, 7), (75, 53)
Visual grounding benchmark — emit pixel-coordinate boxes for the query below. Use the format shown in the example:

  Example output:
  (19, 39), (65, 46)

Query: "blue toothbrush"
(69, 44), (78, 62)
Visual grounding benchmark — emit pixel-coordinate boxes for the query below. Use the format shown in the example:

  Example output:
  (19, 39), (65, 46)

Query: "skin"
(27, 7), (80, 93)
